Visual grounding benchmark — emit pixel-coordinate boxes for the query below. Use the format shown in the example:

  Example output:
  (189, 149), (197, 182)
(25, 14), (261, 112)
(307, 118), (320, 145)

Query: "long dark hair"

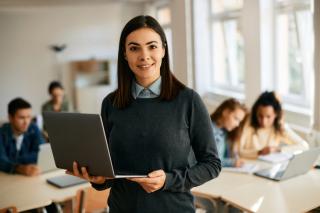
(210, 98), (247, 142)
(250, 91), (283, 134)
(112, 15), (185, 108)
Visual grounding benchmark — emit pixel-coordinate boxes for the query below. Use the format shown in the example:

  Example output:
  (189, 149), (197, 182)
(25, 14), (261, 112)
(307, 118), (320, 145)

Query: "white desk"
(192, 161), (320, 213)
(192, 171), (258, 199)
(221, 169), (320, 213)
(0, 170), (90, 211)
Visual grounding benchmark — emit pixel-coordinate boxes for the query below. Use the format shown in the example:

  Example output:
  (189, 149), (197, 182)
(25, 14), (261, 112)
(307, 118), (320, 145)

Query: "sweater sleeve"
(280, 124), (309, 154)
(91, 179), (117, 191)
(163, 91), (221, 192)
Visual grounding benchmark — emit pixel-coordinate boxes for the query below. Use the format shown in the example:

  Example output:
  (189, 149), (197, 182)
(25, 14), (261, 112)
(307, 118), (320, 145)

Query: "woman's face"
(222, 108), (246, 132)
(125, 27), (165, 87)
(257, 105), (277, 128)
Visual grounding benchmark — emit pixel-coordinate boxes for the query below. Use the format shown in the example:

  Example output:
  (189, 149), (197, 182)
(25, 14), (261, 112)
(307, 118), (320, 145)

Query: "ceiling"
(0, 0), (156, 7)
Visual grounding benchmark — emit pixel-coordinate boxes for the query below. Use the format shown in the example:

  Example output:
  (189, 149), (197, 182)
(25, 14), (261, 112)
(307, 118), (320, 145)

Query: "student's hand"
(16, 164), (40, 176)
(128, 170), (166, 193)
(234, 159), (244, 168)
(258, 146), (280, 155)
(65, 161), (107, 184)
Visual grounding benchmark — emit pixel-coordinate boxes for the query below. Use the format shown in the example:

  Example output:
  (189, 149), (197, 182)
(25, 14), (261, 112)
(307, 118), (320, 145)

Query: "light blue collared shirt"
(131, 77), (161, 99)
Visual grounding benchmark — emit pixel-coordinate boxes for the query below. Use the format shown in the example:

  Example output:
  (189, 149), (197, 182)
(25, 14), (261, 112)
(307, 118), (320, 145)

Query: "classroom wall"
(0, 2), (143, 121)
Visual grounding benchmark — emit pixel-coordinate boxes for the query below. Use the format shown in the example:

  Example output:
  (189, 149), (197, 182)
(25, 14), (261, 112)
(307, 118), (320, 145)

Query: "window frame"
(273, 0), (314, 108)
(208, 0), (245, 96)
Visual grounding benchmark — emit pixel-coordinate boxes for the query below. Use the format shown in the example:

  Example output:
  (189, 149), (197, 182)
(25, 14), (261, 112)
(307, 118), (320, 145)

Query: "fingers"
(129, 177), (151, 183)
(73, 161), (81, 176)
(129, 170), (166, 193)
(129, 170), (165, 183)
(81, 167), (91, 181)
(91, 176), (108, 184)
(24, 164), (40, 176)
(32, 165), (40, 176)
(69, 161), (106, 184)
(148, 170), (164, 178)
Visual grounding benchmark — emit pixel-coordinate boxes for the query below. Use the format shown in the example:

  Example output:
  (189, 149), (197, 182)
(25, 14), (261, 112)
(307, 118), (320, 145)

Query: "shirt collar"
(132, 76), (162, 99)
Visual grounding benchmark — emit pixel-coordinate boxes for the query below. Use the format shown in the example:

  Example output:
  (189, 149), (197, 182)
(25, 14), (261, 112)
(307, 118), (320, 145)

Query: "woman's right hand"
(65, 161), (107, 184)
(234, 159), (244, 168)
(258, 146), (280, 155)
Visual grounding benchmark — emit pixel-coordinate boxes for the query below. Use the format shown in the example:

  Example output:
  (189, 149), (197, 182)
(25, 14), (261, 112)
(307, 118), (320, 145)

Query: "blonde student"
(239, 91), (309, 159)
(210, 98), (247, 167)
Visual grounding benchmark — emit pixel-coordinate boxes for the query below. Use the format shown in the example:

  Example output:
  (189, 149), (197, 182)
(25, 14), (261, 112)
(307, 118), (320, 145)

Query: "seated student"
(239, 91), (309, 159)
(41, 81), (70, 140)
(0, 98), (45, 176)
(210, 98), (247, 167)
(42, 81), (69, 114)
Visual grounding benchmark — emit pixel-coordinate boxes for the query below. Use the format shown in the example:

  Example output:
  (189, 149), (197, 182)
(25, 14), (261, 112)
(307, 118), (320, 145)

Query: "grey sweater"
(92, 87), (221, 213)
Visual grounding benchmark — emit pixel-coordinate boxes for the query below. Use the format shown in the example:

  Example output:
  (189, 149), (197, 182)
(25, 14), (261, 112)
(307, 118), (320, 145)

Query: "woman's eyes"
(129, 46), (138, 51)
(149, 45), (158, 49)
(128, 45), (157, 51)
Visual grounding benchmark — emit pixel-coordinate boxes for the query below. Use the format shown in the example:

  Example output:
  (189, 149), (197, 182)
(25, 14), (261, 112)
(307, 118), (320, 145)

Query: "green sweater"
(92, 88), (221, 213)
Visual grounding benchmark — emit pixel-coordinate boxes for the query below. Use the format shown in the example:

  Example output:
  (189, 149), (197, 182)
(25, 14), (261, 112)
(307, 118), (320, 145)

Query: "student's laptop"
(38, 143), (58, 173)
(43, 112), (147, 178)
(46, 174), (88, 188)
(38, 143), (87, 188)
(254, 148), (320, 181)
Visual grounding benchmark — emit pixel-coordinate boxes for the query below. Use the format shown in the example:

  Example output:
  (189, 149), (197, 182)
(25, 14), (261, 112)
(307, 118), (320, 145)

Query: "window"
(209, 0), (245, 93)
(192, 0), (316, 128)
(274, 0), (314, 108)
(156, 5), (173, 69)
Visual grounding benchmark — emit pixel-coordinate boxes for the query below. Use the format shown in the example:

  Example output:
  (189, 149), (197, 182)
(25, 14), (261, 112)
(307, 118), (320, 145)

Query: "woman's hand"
(234, 159), (244, 168)
(128, 170), (166, 193)
(258, 146), (280, 155)
(65, 161), (107, 184)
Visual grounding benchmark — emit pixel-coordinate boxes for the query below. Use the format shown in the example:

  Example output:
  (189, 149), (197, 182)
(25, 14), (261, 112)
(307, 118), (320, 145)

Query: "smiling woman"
(124, 28), (165, 87)
(67, 15), (221, 213)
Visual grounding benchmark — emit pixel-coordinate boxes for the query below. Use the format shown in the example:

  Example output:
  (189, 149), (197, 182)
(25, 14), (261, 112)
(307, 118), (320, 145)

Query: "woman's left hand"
(128, 170), (166, 193)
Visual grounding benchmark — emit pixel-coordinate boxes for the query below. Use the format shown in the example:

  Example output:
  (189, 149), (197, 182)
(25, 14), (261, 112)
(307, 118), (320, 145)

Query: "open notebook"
(222, 163), (259, 174)
(258, 152), (293, 163)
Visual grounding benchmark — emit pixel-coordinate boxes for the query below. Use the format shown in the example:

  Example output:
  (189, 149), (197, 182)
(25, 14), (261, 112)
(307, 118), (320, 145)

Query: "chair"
(0, 206), (17, 213)
(193, 191), (218, 213)
(76, 187), (110, 213)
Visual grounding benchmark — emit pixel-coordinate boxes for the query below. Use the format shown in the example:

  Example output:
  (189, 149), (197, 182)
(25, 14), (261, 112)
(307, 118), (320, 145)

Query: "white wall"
(0, 3), (143, 120)
(170, 0), (193, 88)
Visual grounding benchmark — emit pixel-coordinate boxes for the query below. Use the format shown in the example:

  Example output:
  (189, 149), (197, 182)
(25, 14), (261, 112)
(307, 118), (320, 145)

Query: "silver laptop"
(38, 143), (58, 173)
(254, 148), (320, 181)
(43, 112), (147, 178)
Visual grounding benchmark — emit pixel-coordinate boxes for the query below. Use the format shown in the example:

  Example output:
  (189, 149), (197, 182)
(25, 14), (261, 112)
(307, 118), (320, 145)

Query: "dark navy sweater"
(92, 88), (221, 213)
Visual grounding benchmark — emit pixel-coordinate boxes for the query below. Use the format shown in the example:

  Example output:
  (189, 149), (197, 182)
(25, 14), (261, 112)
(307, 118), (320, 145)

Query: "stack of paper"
(258, 152), (293, 163)
(222, 163), (259, 174)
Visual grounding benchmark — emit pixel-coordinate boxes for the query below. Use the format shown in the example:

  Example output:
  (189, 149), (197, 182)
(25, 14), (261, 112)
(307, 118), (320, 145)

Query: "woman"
(68, 15), (221, 213)
(210, 98), (247, 167)
(239, 91), (309, 158)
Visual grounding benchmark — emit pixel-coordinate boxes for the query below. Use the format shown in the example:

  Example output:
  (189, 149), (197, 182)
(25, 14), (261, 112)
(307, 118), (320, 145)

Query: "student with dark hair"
(67, 15), (221, 212)
(210, 98), (247, 167)
(0, 98), (45, 175)
(239, 91), (309, 158)
(42, 81), (69, 113)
